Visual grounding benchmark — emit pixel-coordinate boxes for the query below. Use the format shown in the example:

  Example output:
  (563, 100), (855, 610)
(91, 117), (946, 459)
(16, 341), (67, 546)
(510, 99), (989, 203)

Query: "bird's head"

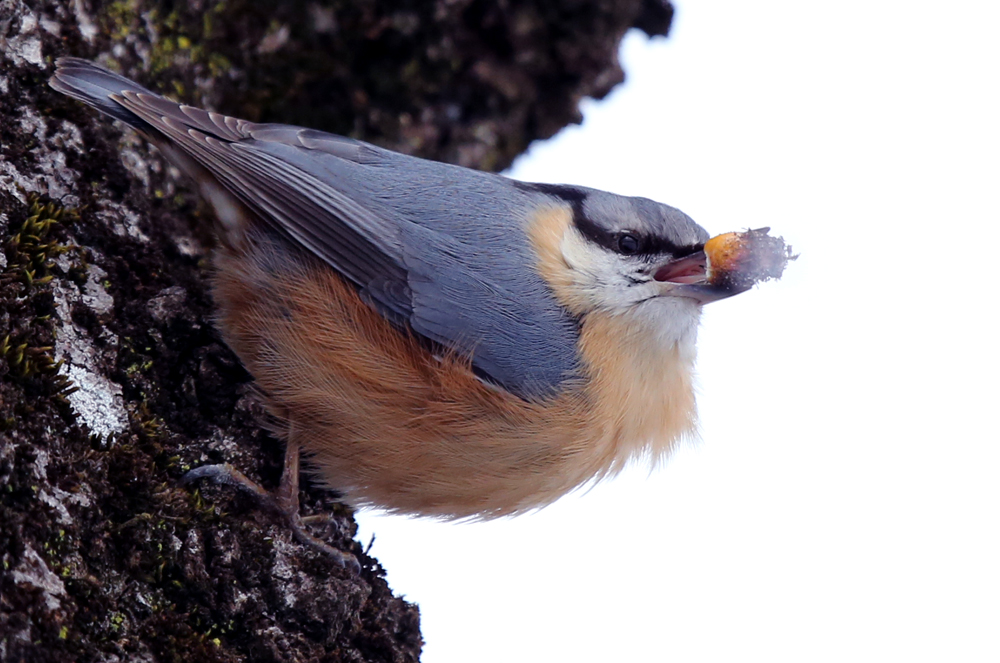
(526, 185), (743, 349)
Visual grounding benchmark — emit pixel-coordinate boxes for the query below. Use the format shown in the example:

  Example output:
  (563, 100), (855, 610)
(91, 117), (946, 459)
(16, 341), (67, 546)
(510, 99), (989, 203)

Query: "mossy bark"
(0, 0), (673, 660)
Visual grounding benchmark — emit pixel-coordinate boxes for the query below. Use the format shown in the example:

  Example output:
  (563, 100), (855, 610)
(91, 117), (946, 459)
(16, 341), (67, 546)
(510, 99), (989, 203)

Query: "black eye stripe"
(570, 209), (616, 250)
(573, 212), (701, 257)
(514, 181), (705, 257)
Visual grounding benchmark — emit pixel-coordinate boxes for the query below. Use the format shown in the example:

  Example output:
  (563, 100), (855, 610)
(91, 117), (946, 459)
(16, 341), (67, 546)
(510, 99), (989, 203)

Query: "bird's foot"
(182, 445), (359, 572)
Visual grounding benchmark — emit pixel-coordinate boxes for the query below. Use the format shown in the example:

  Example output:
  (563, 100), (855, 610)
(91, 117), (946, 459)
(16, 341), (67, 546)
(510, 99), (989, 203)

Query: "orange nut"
(705, 228), (795, 291)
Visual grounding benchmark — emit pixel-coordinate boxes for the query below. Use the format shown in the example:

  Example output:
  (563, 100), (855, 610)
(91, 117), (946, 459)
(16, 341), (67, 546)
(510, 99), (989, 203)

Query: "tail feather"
(49, 57), (158, 132)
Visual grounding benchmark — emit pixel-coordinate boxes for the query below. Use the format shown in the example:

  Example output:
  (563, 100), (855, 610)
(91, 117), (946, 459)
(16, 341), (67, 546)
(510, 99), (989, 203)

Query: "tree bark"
(0, 0), (673, 660)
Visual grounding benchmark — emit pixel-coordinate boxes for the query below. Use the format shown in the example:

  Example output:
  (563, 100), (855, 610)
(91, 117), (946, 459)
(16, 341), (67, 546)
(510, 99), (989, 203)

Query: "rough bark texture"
(0, 0), (673, 660)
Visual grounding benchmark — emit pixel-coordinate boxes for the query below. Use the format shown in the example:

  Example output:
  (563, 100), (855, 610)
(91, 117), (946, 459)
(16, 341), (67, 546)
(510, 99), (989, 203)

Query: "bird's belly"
(211, 235), (617, 518)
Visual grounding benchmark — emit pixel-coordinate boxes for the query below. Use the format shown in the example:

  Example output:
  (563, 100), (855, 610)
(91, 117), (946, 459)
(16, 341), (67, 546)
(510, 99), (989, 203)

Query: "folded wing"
(51, 59), (582, 399)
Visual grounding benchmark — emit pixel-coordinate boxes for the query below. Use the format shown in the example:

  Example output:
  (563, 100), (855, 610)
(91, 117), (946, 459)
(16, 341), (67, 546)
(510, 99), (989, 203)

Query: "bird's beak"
(653, 251), (743, 304)
(654, 228), (796, 304)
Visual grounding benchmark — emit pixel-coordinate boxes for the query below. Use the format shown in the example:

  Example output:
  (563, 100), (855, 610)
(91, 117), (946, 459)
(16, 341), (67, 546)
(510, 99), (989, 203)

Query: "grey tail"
(49, 57), (159, 133)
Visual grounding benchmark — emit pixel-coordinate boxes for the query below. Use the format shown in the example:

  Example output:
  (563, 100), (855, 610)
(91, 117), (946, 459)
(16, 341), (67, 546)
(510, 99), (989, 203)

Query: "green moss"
(0, 196), (78, 396)
(103, 0), (141, 41)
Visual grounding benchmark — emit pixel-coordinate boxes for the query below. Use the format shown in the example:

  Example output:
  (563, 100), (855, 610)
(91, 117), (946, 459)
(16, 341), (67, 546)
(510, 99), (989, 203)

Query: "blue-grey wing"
(270, 139), (586, 398)
(252, 139), (585, 398)
(50, 59), (580, 398)
(399, 223), (581, 399)
(291, 144), (583, 398)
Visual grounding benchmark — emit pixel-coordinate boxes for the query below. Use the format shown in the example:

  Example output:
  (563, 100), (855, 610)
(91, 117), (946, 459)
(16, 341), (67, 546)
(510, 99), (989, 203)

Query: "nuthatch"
(51, 59), (791, 565)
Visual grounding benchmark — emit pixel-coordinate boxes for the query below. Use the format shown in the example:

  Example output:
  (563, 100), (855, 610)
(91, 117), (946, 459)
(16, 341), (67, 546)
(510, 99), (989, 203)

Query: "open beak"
(653, 228), (795, 304)
(653, 250), (745, 304)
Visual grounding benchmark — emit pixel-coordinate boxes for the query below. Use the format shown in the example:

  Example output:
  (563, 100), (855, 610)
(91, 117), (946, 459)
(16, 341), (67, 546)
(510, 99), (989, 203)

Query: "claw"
(183, 447), (359, 572)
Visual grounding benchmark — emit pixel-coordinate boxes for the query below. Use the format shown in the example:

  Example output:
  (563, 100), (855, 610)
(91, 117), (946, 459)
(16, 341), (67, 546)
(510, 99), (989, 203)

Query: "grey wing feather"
(50, 58), (582, 398)
(401, 225), (580, 397)
(113, 91), (410, 312)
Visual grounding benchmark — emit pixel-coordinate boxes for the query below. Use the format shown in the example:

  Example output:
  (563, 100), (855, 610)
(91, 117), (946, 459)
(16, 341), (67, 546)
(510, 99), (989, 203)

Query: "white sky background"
(355, 1), (1000, 661)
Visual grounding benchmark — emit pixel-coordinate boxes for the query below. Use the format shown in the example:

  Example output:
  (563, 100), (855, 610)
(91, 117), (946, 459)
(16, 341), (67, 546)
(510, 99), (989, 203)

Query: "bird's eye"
(617, 233), (640, 255)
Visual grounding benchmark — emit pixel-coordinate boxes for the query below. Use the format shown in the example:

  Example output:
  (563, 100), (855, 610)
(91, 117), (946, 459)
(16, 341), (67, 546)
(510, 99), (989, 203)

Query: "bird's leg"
(274, 435), (302, 520)
(182, 428), (359, 572)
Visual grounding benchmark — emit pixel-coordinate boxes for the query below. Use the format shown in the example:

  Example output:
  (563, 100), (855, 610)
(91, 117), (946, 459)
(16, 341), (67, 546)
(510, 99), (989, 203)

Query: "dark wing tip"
(48, 58), (159, 130)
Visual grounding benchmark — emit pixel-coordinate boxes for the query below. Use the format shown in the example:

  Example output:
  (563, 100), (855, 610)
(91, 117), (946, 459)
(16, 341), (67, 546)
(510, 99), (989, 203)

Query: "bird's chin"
(630, 295), (701, 352)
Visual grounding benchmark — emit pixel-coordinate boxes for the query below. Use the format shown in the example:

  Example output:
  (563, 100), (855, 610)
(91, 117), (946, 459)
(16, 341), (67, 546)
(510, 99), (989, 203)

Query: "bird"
(49, 57), (786, 569)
